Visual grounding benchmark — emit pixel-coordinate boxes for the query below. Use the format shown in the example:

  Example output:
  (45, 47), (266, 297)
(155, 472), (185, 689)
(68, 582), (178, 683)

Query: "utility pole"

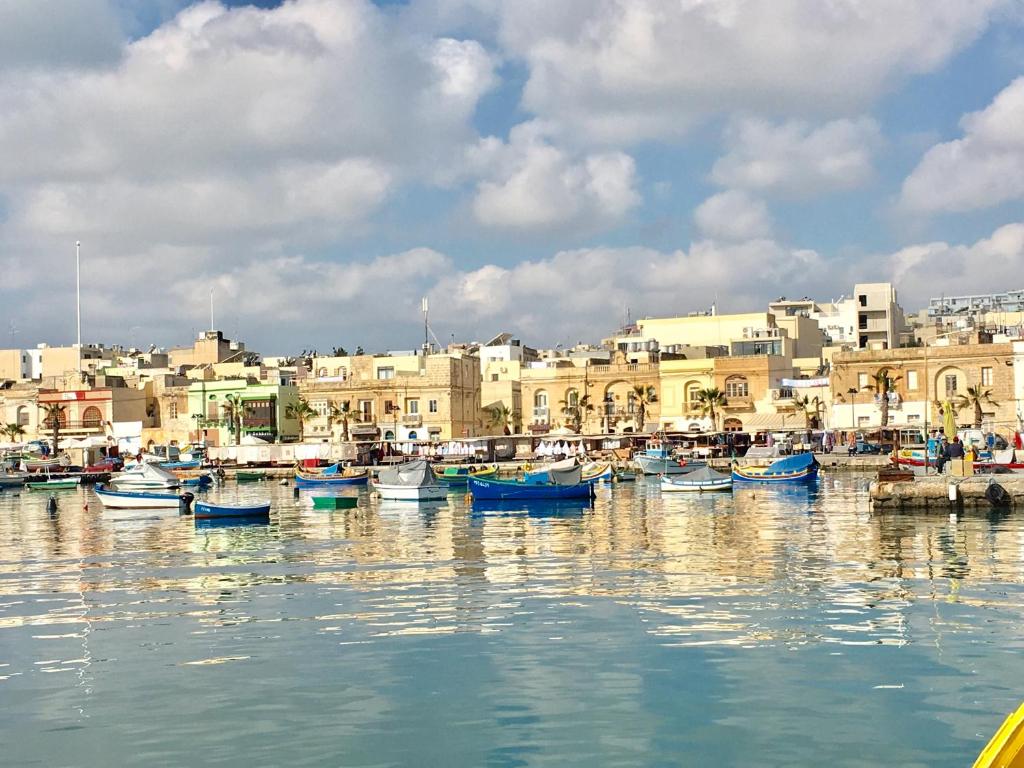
(75, 240), (82, 373)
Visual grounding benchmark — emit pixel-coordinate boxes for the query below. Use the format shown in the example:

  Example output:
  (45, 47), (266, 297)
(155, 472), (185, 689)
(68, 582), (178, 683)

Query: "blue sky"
(1, 0), (1023, 355)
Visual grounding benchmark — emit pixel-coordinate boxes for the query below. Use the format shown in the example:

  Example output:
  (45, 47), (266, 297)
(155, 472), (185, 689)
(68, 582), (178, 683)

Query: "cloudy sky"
(2, 0), (1023, 354)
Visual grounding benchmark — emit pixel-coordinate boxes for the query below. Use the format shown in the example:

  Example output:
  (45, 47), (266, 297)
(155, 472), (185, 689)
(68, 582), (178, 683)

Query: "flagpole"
(76, 240), (81, 373)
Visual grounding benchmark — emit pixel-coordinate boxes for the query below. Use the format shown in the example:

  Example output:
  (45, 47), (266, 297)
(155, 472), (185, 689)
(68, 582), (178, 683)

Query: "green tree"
(955, 385), (999, 429)
(221, 395), (245, 445)
(486, 405), (514, 435)
(867, 368), (902, 427)
(631, 385), (658, 434)
(329, 399), (352, 442)
(2, 423), (26, 442)
(38, 403), (66, 456)
(793, 394), (824, 429)
(285, 397), (318, 441)
(694, 387), (727, 431)
(559, 393), (594, 433)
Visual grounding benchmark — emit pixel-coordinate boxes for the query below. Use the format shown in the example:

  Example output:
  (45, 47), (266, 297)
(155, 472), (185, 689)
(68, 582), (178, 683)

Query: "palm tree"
(631, 384), (658, 434)
(559, 393), (594, 433)
(793, 395), (824, 429)
(694, 387), (727, 431)
(867, 368), (902, 427)
(285, 397), (318, 441)
(2, 423), (26, 442)
(328, 400), (352, 442)
(221, 395), (245, 445)
(486, 405), (514, 435)
(955, 385), (999, 429)
(38, 403), (65, 456)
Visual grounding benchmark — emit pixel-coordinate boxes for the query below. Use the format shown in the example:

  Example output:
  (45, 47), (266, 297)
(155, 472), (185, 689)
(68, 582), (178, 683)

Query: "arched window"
(725, 376), (749, 398)
(43, 407), (67, 429)
(408, 430), (418, 439)
(317, 367), (328, 378)
(723, 418), (743, 432)
(15, 405), (28, 426)
(384, 430), (396, 441)
(565, 389), (579, 408)
(686, 383), (702, 409)
(82, 406), (103, 428)
(534, 391), (548, 408)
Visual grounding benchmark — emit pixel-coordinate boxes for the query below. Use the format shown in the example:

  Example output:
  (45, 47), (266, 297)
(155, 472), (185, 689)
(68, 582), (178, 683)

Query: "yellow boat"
(974, 702), (1024, 767)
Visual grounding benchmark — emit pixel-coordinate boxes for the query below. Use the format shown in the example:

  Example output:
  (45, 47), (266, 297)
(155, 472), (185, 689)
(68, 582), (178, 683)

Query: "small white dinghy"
(660, 466), (733, 493)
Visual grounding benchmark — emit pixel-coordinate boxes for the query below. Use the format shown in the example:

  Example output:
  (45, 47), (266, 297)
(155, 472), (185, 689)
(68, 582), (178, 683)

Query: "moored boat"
(94, 484), (186, 509)
(732, 453), (819, 483)
(295, 464), (370, 486)
(469, 475), (595, 501)
(27, 477), (82, 490)
(634, 445), (702, 476)
(0, 473), (28, 489)
(372, 460), (446, 501)
(111, 463), (180, 489)
(661, 466), (733, 492)
(194, 500), (271, 519)
(433, 465), (497, 486)
(236, 470), (267, 482)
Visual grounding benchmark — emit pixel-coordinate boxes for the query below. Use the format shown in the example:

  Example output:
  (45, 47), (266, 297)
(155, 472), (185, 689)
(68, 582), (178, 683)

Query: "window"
(944, 374), (957, 397)
(859, 294), (867, 307)
(491, 374), (498, 381)
(358, 400), (372, 419)
(377, 366), (395, 380)
(384, 400), (396, 414)
(406, 399), (419, 415)
(169, 402), (178, 419)
(725, 376), (748, 398)
(311, 400), (329, 417)
(16, 406), (28, 426)
(907, 371), (918, 390)
(534, 391), (548, 408)
(686, 384), (701, 409)
(429, 399), (438, 413)
(858, 314), (868, 330)
(857, 416), (870, 427)
(566, 389), (579, 408)
(858, 372), (868, 390)
(981, 367), (993, 386)
(626, 391), (637, 414)
(82, 406), (103, 428)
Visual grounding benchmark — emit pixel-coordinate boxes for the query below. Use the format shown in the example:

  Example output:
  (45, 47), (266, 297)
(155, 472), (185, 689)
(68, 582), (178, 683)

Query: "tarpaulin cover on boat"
(765, 453), (817, 473)
(549, 463), (583, 486)
(676, 465), (730, 483)
(377, 459), (434, 487)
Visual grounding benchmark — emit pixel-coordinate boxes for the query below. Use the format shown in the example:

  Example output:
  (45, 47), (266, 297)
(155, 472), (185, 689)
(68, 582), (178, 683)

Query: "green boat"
(312, 496), (358, 510)
(236, 471), (267, 482)
(27, 479), (81, 490)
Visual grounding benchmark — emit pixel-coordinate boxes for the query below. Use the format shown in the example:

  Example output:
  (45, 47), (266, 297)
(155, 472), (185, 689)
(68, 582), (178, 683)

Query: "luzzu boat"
(433, 465), (497, 486)
(732, 452), (819, 483)
(470, 463), (594, 501)
(524, 459), (612, 484)
(194, 500), (271, 519)
(295, 464), (370, 486)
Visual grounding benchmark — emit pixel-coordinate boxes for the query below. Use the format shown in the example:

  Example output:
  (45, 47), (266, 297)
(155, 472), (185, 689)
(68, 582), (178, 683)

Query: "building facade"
(187, 379), (300, 446)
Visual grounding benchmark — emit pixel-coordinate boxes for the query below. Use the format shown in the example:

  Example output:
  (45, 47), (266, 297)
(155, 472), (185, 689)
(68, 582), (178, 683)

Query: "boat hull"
(194, 501), (271, 519)
(434, 466), (497, 486)
(635, 456), (697, 475)
(295, 471), (369, 486)
(731, 465), (818, 483)
(94, 484), (181, 508)
(372, 483), (447, 501)
(469, 476), (595, 501)
(27, 479), (81, 490)
(0, 475), (28, 488)
(661, 477), (733, 492)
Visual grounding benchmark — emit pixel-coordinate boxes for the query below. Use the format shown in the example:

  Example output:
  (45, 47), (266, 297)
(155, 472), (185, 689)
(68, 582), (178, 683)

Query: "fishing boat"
(614, 468), (637, 482)
(295, 464), (370, 486)
(433, 465), (497, 486)
(180, 473), (213, 488)
(897, 446), (1024, 474)
(660, 466), (733, 492)
(470, 462), (594, 501)
(0, 473), (28, 489)
(524, 459), (612, 484)
(372, 459), (447, 501)
(235, 470), (267, 482)
(634, 445), (701, 475)
(158, 459), (201, 470)
(732, 452), (819, 483)
(27, 477), (82, 490)
(194, 500), (271, 519)
(110, 463), (180, 489)
(94, 484), (185, 509)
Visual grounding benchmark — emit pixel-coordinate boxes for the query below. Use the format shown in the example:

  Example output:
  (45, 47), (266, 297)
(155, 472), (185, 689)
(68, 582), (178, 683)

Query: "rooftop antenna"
(422, 296), (429, 355)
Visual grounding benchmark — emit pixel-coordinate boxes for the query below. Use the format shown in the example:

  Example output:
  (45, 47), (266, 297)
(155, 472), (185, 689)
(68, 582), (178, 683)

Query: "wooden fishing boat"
(235, 470), (267, 482)
(433, 465), (497, 486)
(469, 475), (595, 501)
(524, 459), (611, 484)
(372, 460), (446, 501)
(94, 484), (184, 509)
(732, 453), (819, 483)
(661, 466), (732, 492)
(295, 464), (370, 486)
(27, 477), (81, 490)
(194, 500), (271, 519)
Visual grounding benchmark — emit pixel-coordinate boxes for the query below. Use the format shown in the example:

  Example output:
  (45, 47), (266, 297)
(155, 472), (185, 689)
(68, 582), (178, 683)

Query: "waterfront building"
(0, 382), (43, 437)
(301, 351), (482, 442)
(634, 310), (825, 360)
(187, 378), (300, 446)
(520, 353), (660, 434)
(769, 282), (909, 350)
(829, 337), (1018, 433)
(36, 381), (155, 452)
(479, 333), (538, 435)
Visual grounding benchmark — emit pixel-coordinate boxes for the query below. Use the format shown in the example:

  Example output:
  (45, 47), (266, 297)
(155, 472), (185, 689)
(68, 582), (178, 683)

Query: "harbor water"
(1, 475), (1021, 766)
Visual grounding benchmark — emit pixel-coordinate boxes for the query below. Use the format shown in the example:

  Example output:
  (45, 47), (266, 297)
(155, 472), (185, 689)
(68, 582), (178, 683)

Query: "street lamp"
(847, 387), (857, 433)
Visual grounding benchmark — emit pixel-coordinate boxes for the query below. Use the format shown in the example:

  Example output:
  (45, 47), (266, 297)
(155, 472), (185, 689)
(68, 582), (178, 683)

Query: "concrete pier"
(871, 475), (1024, 511)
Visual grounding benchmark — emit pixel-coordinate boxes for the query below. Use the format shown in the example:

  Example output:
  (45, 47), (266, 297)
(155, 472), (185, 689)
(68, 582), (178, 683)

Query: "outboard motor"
(179, 491), (195, 515)
(986, 482), (1010, 507)
(47, 495), (58, 515)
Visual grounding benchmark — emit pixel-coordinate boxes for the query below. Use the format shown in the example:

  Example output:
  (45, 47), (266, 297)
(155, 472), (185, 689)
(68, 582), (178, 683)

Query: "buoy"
(986, 482), (1010, 507)
(179, 491), (195, 515)
(293, 486), (300, 499)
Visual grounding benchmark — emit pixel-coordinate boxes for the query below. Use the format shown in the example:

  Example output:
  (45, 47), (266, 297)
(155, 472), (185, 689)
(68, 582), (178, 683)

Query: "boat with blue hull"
(433, 465), (497, 486)
(180, 474), (213, 488)
(732, 452), (819, 483)
(295, 464), (370, 486)
(524, 460), (612, 484)
(94, 484), (186, 509)
(194, 500), (271, 519)
(469, 476), (595, 501)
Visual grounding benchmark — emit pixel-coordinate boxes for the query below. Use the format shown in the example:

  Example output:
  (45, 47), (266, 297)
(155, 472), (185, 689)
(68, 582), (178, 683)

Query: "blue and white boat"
(471, 462), (594, 501)
(524, 459), (612, 484)
(295, 464), (370, 486)
(732, 452), (819, 483)
(94, 483), (184, 509)
(634, 445), (703, 476)
(194, 500), (271, 519)
(180, 473), (213, 487)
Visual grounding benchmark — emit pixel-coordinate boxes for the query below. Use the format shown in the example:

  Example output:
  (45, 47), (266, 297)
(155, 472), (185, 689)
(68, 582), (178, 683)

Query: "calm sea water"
(1, 474), (1021, 767)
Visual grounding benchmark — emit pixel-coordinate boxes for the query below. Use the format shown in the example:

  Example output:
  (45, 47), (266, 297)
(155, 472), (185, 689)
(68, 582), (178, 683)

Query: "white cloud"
(694, 190), (773, 241)
(900, 77), (1024, 212)
(487, 0), (1010, 144)
(470, 122), (640, 231)
(0, 0), (125, 70)
(711, 117), (881, 196)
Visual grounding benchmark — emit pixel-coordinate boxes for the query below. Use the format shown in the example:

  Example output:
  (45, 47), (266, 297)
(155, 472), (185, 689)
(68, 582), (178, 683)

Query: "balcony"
(44, 420), (106, 433)
(723, 396), (753, 409)
(771, 388), (795, 402)
(402, 414), (422, 427)
(532, 407), (550, 422)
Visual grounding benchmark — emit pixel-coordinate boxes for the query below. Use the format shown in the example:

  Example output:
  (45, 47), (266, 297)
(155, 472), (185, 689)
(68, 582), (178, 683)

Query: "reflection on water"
(1, 475), (1022, 766)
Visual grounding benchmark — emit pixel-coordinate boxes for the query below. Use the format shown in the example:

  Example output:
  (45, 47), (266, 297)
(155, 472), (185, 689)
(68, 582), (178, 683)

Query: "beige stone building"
(830, 338), (1017, 434)
(301, 352), (482, 441)
(168, 330), (246, 369)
